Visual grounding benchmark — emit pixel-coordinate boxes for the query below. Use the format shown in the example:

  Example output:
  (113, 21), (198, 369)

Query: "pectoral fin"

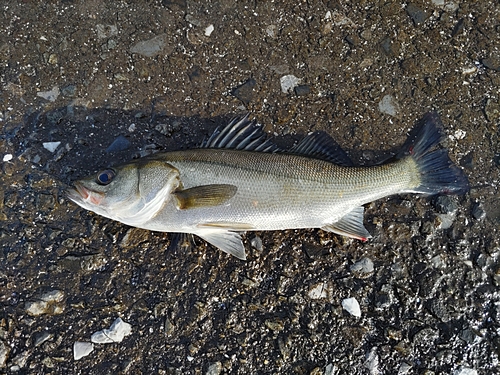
(195, 229), (246, 260)
(322, 206), (372, 241)
(173, 184), (237, 210)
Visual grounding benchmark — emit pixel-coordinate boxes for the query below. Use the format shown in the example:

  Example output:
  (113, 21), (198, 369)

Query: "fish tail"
(398, 112), (469, 195)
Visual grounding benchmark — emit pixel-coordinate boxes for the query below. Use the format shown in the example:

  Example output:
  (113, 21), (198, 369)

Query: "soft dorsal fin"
(321, 206), (372, 241)
(289, 131), (354, 166)
(201, 115), (277, 152)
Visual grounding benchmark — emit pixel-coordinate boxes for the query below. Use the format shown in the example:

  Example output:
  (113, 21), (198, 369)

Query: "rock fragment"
(280, 75), (300, 94)
(37, 86), (60, 102)
(378, 95), (400, 117)
(91, 317), (132, 344)
(130, 34), (170, 57)
(453, 367), (478, 375)
(25, 290), (65, 316)
(342, 297), (361, 317)
(43, 141), (61, 153)
(350, 258), (374, 277)
(204, 24), (214, 37)
(73, 342), (94, 360)
(206, 362), (222, 375)
(232, 78), (256, 105)
(405, 3), (429, 25)
(0, 340), (9, 368)
(308, 282), (329, 299)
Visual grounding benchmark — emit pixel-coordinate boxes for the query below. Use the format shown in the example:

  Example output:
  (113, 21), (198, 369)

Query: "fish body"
(68, 112), (469, 259)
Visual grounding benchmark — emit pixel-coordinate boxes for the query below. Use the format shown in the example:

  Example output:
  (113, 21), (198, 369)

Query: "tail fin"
(398, 112), (469, 195)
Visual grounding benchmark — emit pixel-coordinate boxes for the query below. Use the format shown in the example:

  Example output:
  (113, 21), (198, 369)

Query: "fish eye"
(96, 169), (116, 185)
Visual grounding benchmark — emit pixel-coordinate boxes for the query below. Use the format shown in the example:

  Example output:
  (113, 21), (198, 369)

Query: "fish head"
(67, 159), (180, 226)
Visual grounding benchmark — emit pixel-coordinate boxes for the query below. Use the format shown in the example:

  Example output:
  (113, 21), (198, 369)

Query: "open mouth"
(67, 182), (103, 205)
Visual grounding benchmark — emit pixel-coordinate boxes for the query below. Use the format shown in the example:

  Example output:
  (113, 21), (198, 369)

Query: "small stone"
(105, 135), (131, 153)
(48, 54), (58, 64)
(472, 203), (486, 221)
(37, 86), (60, 102)
(130, 34), (169, 57)
(280, 75), (300, 93)
(294, 84), (310, 96)
(91, 317), (132, 344)
(250, 236), (263, 251)
(364, 347), (380, 375)
(481, 57), (500, 72)
(61, 85), (76, 97)
(25, 290), (65, 316)
(43, 142), (61, 153)
(2, 154), (12, 162)
(405, 3), (429, 25)
(484, 98), (500, 122)
(232, 78), (257, 105)
(264, 319), (284, 332)
(308, 282), (328, 299)
(342, 297), (361, 317)
(325, 364), (337, 375)
(436, 213), (455, 229)
(378, 95), (400, 117)
(433, 196), (459, 215)
(206, 362), (222, 375)
(453, 367), (478, 375)
(350, 258), (374, 276)
(204, 24), (214, 37)
(73, 342), (94, 360)
(0, 340), (9, 368)
(398, 362), (412, 374)
(33, 331), (53, 347)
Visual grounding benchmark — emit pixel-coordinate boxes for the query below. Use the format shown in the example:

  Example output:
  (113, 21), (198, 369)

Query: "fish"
(67, 112), (469, 260)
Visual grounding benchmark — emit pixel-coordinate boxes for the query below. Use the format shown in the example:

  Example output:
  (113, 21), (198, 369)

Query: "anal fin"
(195, 229), (247, 260)
(322, 206), (372, 241)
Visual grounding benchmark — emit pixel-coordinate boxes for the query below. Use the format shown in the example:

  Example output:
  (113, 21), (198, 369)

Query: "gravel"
(1, 1), (499, 374)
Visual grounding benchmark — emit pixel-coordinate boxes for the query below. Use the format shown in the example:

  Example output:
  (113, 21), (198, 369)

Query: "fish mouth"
(66, 182), (92, 203)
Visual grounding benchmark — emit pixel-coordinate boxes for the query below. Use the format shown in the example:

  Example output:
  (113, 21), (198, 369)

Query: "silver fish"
(67, 112), (469, 259)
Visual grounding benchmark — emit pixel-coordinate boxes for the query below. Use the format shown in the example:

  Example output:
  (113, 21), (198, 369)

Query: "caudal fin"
(398, 112), (469, 195)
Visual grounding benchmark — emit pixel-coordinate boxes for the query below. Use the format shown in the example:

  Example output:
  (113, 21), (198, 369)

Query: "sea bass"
(67, 112), (469, 259)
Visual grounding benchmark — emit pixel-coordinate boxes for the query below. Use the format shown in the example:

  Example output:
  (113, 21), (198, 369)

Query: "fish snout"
(67, 182), (104, 205)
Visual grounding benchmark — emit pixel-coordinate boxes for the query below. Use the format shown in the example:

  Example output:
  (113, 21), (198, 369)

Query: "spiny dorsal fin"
(289, 131), (354, 166)
(173, 184), (237, 209)
(201, 115), (278, 152)
(322, 206), (372, 241)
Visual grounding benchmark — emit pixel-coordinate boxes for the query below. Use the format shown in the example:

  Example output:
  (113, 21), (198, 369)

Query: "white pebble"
(73, 342), (94, 360)
(3, 154), (13, 162)
(280, 74), (300, 93)
(91, 317), (132, 344)
(378, 95), (400, 117)
(204, 24), (214, 37)
(453, 367), (477, 375)
(43, 141), (61, 153)
(36, 86), (60, 102)
(350, 258), (374, 275)
(308, 283), (328, 299)
(342, 297), (361, 317)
